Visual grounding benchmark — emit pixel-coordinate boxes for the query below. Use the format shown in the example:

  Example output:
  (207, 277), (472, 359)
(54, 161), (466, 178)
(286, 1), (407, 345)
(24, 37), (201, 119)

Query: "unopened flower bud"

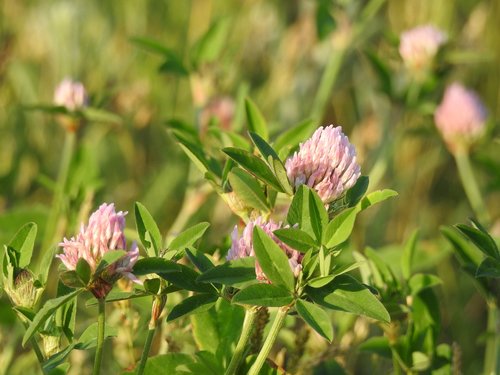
(54, 79), (88, 111)
(40, 332), (61, 358)
(434, 83), (487, 153)
(399, 25), (447, 74)
(4, 268), (43, 309)
(150, 294), (167, 328)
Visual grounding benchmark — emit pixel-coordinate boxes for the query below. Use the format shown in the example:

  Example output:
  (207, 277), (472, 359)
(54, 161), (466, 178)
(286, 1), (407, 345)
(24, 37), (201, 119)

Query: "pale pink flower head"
(57, 203), (140, 296)
(54, 78), (88, 111)
(285, 125), (361, 204)
(227, 217), (303, 282)
(434, 83), (487, 150)
(399, 25), (447, 71)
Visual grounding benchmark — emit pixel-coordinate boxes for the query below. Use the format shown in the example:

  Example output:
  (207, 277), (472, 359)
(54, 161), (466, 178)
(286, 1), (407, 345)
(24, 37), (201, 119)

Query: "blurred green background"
(0, 0), (499, 373)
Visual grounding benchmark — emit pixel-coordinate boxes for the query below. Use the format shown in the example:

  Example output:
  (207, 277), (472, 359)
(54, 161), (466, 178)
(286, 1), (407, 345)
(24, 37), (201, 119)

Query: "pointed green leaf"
(232, 283), (293, 307)
(402, 229), (419, 280)
(158, 263), (215, 293)
(358, 189), (398, 211)
(245, 98), (268, 140)
(23, 289), (83, 346)
(324, 207), (358, 248)
(408, 273), (442, 295)
(197, 257), (256, 287)
(456, 224), (499, 260)
(346, 176), (369, 207)
(94, 250), (127, 276)
(223, 147), (283, 192)
(133, 257), (180, 275)
(476, 257), (500, 278)
(9, 222), (37, 269)
(306, 275), (390, 323)
(135, 202), (163, 257)
(167, 294), (219, 322)
(274, 119), (315, 156)
(273, 228), (316, 253)
(296, 299), (333, 341)
(186, 248), (214, 273)
(253, 226), (295, 291)
(169, 222), (210, 251)
(228, 168), (270, 213)
(288, 185), (327, 242)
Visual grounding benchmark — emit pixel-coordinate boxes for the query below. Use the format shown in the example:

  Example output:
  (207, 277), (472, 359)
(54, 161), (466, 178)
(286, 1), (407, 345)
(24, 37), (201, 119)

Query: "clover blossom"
(434, 83), (487, 151)
(399, 25), (447, 72)
(58, 203), (140, 297)
(227, 217), (303, 282)
(285, 125), (361, 204)
(54, 78), (88, 111)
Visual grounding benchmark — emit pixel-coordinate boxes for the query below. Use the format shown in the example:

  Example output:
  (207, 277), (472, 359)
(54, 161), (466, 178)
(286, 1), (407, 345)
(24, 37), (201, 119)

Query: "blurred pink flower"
(53, 78), (88, 111)
(227, 217), (303, 282)
(58, 203), (140, 285)
(434, 83), (487, 149)
(285, 125), (361, 204)
(399, 25), (447, 71)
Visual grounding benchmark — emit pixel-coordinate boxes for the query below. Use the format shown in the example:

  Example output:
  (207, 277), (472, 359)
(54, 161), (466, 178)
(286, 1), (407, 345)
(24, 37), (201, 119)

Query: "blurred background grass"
(0, 0), (499, 373)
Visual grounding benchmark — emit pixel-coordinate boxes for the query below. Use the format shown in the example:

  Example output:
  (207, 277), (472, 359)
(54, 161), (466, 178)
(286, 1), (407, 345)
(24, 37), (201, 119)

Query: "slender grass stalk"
(42, 130), (76, 252)
(454, 150), (490, 225)
(391, 347), (402, 375)
(311, 47), (346, 123)
(93, 298), (106, 375)
(225, 308), (258, 375)
(484, 300), (499, 375)
(136, 326), (157, 375)
(248, 306), (289, 375)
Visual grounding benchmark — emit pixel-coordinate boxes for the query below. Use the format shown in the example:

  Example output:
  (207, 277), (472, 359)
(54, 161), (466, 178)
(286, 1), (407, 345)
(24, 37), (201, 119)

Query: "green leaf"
(296, 299), (333, 341)
(440, 226), (482, 267)
(248, 131), (280, 161)
(228, 168), (270, 213)
(287, 185), (327, 242)
(273, 228), (316, 253)
(306, 275), (390, 323)
(23, 289), (82, 346)
(456, 224), (499, 260)
(85, 289), (149, 307)
(408, 273), (442, 295)
(77, 322), (118, 349)
(358, 189), (398, 211)
(169, 222), (210, 251)
(223, 147), (283, 192)
(346, 176), (369, 208)
(232, 283), (293, 307)
(197, 257), (256, 287)
(141, 353), (196, 375)
(75, 259), (91, 286)
(135, 202), (163, 257)
(245, 98), (268, 141)
(167, 294), (219, 322)
(253, 226), (295, 291)
(401, 229), (419, 280)
(133, 257), (180, 275)
(144, 278), (161, 294)
(365, 247), (397, 288)
(476, 257), (500, 278)
(186, 248), (214, 273)
(412, 351), (431, 371)
(158, 55), (189, 76)
(60, 270), (87, 289)
(81, 108), (122, 124)
(129, 36), (172, 55)
(191, 18), (230, 67)
(158, 263), (215, 293)
(94, 250), (127, 276)
(324, 207), (358, 248)
(9, 222), (37, 269)
(307, 275), (336, 288)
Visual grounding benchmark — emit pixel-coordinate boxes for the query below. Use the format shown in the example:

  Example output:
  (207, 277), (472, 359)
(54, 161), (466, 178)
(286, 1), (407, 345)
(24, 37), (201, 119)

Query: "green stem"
(248, 306), (289, 375)
(225, 308), (258, 375)
(454, 150), (490, 225)
(484, 301), (499, 375)
(311, 47), (346, 123)
(391, 347), (402, 375)
(42, 130), (76, 252)
(136, 326), (157, 375)
(93, 298), (106, 375)
(30, 337), (46, 373)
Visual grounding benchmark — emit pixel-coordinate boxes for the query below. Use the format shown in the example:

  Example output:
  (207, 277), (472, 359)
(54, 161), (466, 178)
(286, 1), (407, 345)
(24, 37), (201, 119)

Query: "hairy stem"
(93, 298), (106, 375)
(225, 308), (258, 375)
(248, 306), (289, 375)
